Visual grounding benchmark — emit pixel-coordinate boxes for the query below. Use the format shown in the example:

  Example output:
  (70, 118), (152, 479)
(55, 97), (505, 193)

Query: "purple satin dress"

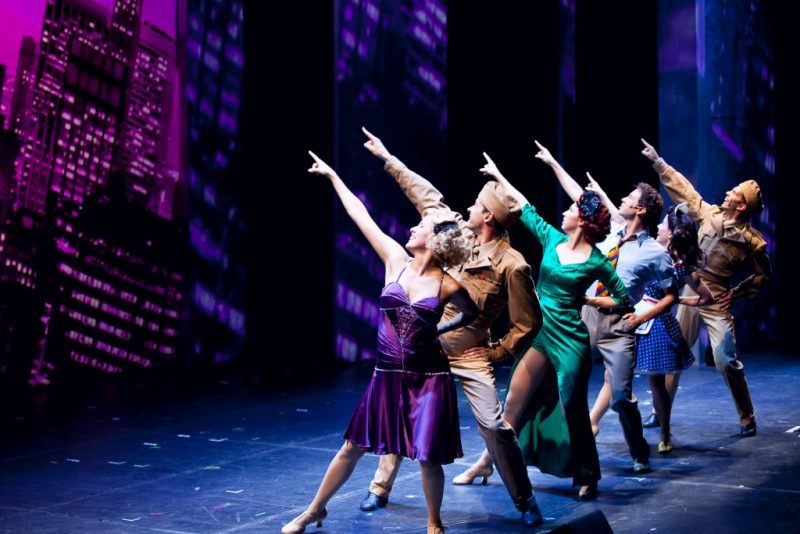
(343, 280), (463, 464)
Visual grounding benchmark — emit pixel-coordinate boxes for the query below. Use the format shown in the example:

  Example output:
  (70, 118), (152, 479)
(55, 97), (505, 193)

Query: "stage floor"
(2, 353), (799, 533)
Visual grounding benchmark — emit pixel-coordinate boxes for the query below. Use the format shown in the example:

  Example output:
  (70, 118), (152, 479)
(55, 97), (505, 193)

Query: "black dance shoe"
(521, 496), (543, 527)
(359, 491), (388, 511)
(740, 422), (757, 437)
(642, 412), (661, 429)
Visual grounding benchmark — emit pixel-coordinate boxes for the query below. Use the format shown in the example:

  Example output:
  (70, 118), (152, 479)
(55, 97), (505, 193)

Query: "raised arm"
(308, 151), (407, 267)
(362, 127), (464, 227)
(534, 140), (583, 202)
(641, 138), (712, 224)
(585, 171), (623, 224)
(481, 152), (561, 248)
(479, 151), (528, 206)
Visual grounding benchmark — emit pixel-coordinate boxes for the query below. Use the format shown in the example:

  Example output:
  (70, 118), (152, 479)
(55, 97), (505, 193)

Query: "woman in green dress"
(467, 144), (628, 498)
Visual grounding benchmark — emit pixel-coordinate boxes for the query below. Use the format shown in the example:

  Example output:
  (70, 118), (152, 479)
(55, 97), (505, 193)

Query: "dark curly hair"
(577, 190), (611, 244)
(635, 182), (664, 234)
(666, 205), (704, 267)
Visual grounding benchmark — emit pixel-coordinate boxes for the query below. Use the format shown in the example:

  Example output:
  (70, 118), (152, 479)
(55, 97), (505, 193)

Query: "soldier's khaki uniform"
(654, 159), (771, 426)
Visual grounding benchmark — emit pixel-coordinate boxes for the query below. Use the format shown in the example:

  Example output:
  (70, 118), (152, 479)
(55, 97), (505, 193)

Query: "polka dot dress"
(635, 262), (694, 374)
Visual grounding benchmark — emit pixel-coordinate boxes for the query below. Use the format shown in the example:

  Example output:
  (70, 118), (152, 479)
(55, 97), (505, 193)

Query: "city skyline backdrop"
(0, 0), (181, 185)
(0, 0), (195, 385)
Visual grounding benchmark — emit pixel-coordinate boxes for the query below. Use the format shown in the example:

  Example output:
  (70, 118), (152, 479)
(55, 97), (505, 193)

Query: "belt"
(596, 304), (635, 315)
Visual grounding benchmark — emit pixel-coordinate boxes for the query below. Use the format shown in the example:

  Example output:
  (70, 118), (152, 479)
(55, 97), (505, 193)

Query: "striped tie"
(595, 234), (637, 296)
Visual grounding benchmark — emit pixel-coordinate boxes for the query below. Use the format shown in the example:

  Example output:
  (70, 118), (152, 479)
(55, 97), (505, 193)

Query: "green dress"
(512, 203), (628, 485)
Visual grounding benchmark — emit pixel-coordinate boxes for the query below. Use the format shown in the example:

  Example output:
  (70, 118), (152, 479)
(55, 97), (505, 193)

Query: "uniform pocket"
(470, 277), (501, 309)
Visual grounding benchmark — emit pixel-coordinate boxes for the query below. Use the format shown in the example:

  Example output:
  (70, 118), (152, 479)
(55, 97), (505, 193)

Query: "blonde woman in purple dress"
(282, 152), (478, 534)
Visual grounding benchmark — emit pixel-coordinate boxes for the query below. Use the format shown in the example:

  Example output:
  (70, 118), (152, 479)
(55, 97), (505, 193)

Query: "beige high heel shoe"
(281, 508), (327, 534)
(658, 433), (673, 454)
(578, 482), (598, 500)
(452, 463), (493, 485)
(427, 523), (445, 534)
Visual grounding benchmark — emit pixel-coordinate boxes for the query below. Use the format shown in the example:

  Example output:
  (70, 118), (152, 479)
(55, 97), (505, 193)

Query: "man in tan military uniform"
(642, 139), (771, 436)
(359, 129), (544, 526)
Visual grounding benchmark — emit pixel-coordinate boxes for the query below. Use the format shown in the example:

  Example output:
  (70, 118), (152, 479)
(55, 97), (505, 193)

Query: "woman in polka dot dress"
(634, 204), (714, 453)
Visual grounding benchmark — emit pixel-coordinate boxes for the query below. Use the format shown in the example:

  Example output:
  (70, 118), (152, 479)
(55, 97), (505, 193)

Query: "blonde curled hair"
(425, 209), (471, 269)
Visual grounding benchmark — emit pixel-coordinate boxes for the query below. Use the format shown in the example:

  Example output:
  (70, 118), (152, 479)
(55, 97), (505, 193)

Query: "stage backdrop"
(332, 0), (447, 363)
(0, 0), (246, 388)
(657, 0), (777, 347)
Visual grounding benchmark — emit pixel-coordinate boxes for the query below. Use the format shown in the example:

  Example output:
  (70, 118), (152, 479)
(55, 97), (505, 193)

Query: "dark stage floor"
(2, 353), (799, 533)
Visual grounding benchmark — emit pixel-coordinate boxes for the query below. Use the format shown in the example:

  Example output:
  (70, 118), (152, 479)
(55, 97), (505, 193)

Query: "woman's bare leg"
(419, 460), (445, 528)
(589, 370), (612, 436)
(503, 347), (550, 431)
(307, 440), (366, 513)
(649, 374), (672, 445)
(665, 371), (681, 403)
(456, 347), (549, 478)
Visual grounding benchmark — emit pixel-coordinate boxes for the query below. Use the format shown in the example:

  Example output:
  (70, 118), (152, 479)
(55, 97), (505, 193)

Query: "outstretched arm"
(362, 127), (465, 227)
(534, 140), (583, 202)
(479, 151), (528, 206)
(585, 171), (623, 224)
(641, 138), (712, 224)
(483, 151), (562, 248)
(361, 126), (393, 162)
(308, 151), (407, 267)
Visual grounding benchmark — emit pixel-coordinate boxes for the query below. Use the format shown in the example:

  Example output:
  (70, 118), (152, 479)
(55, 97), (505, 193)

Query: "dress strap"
(395, 259), (413, 282)
(436, 267), (446, 300)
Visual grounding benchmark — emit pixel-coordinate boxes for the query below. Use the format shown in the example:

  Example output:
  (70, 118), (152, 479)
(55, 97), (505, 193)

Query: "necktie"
(595, 234), (637, 296)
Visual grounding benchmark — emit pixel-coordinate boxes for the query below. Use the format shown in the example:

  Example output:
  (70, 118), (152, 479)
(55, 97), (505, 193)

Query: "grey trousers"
(368, 356), (533, 511)
(583, 306), (650, 462)
(677, 287), (755, 426)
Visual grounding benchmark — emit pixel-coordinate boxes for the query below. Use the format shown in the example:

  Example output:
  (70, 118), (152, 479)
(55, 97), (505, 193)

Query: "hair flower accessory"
(578, 190), (601, 217)
(433, 221), (459, 235)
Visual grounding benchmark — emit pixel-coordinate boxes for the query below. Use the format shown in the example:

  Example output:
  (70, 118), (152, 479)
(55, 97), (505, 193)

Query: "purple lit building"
(0, 212), (45, 384)
(8, 37), (36, 137)
(0, 64), (6, 124)
(13, 0), (129, 216)
(0, 215), (41, 290)
(0, 0), (188, 384)
(110, 0), (143, 54)
(115, 21), (176, 210)
(41, 200), (183, 376)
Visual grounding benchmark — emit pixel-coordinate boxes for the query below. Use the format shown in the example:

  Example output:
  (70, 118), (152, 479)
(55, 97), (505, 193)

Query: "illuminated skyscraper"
(115, 21), (176, 210)
(43, 200), (183, 375)
(13, 0), (127, 215)
(1, 0), (186, 383)
(110, 0), (143, 54)
(9, 37), (36, 137)
(0, 65), (6, 125)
